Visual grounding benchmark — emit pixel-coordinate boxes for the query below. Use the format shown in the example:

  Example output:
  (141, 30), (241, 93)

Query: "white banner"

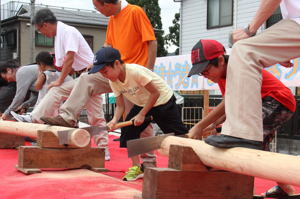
(154, 55), (300, 91)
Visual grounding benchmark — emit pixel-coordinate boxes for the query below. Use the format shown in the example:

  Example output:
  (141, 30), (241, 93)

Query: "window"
(207, 0), (233, 29)
(3, 30), (17, 49)
(266, 7), (282, 28)
(35, 32), (54, 47)
(83, 35), (94, 51)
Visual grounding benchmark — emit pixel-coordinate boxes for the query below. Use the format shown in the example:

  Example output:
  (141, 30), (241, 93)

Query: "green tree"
(165, 12), (180, 55)
(127, 0), (168, 57)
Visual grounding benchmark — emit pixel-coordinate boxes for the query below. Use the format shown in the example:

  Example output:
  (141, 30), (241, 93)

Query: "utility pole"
(30, 0), (35, 63)
(0, 0), (2, 59)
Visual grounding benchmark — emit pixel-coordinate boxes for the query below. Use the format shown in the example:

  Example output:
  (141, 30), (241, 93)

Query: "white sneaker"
(105, 148), (110, 161)
(10, 111), (32, 122)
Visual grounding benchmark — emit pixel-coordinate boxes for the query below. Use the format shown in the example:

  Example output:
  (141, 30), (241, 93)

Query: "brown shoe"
(40, 115), (76, 128)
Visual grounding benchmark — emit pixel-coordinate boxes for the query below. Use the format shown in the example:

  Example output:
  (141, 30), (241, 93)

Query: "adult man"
(205, 0), (300, 149)
(0, 61), (38, 120)
(31, 8), (111, 160)
(92, 0), (157, 181)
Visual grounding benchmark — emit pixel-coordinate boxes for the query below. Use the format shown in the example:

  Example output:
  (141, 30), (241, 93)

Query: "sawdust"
(25, 169), (104, 179)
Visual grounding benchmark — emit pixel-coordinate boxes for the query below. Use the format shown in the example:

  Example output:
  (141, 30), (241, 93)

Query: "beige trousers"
(31, 72), (112, 147)
(222, 19), (300, 141)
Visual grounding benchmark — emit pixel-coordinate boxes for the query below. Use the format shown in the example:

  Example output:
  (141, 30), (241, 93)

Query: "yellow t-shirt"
(105, 4), (156, 66)
(110, 64), (173, 107)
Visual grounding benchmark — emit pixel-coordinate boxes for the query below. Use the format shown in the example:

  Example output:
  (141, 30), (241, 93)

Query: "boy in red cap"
(187, 39), (298, 198)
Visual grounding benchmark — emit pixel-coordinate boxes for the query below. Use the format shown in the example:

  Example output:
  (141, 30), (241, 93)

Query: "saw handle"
(114, 116), (153, 129)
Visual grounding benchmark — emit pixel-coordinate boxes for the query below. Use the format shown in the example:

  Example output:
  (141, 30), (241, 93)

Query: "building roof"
(16, 4), (108, 26)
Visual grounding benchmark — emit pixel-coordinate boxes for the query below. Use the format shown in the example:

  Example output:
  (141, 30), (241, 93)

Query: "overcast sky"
(3, 0), (180, 35)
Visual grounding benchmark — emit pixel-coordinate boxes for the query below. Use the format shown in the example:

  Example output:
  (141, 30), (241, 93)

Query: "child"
(187, 39), (298, 198)
(11, 51), (72, 122)
(89, 47), (188, 181)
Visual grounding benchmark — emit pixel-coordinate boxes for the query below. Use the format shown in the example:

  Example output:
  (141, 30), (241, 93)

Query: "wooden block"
(17, 146), (105, 171)
(168, 145), (208, 171)
(0, 133), (25, 148)
(142, 168), (254, 199)
(133, 194), (143, 199)
(15, 165), (41, 175)
(37, 130), (90, 149)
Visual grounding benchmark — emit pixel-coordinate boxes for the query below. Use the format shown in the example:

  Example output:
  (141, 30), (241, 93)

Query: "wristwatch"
(244, 25), (256, 37)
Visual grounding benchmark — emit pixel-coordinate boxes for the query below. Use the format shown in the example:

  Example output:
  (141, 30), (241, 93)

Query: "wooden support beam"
(0, 133), (25, 148)
(142, 168), (254, 199)
(168, 145), (208, 171)
(16, 146), (105, 174)
(158, 136), (300, 186)
(0, 121), (90, 148)
(203, 90), (209, 117)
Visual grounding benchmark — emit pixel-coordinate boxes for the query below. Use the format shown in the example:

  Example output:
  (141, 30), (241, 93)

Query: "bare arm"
(146, 40), (157, 70)
(48, 51), (75, 89)
(134, 81), (160, 126)
(187, 100), (225, 139)
(232, 0), (282, 44)
(107, 95), (125, 130)
(34, 72), (46, 90)
(103, 42), (111, 47)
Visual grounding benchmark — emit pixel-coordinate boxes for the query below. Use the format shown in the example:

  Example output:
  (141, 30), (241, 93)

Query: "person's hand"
(48, 79), (63, 89)
(278, 61), (293, 68)
(85, 64), (93, 72)
(133, 114), (145, 126)
(1, 113), (8, 120)
(187, 124), (204, 140)
(107, 119), (117, 131)
(230, 28), (251, 46)
(15, 104), (27, 114)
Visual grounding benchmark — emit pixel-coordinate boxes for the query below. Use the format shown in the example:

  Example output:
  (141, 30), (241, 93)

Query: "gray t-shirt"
(4, 64), (38, 115)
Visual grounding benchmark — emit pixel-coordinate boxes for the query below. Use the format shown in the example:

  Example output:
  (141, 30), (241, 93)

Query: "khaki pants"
(31, 72), (112, 147)
(222, 19), (300, 141)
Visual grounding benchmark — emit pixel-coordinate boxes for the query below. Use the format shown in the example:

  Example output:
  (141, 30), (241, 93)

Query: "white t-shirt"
(54, 21), (94, 71)
(280, 0), (300, 24)
(35, 70), (73, 105)
(109, 64), (173, 107)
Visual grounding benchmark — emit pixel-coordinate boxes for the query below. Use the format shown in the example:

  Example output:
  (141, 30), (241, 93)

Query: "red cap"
(188, 39), (225, 77)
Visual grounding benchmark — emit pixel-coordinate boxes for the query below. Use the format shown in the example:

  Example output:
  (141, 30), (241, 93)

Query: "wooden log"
(158, 136), (300, 186)
(0, 120), (90, 148)
(37, 130), (90, 149)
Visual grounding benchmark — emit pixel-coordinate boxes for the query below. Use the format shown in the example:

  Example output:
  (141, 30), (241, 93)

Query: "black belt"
(74, 68), (87, 78)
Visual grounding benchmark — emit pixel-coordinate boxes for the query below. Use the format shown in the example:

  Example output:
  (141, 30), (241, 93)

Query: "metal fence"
(181, 106), (203, 130)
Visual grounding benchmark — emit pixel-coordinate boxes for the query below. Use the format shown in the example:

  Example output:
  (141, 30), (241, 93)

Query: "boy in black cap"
(187, 39), (298, 197)
(89, 47), (187, 181)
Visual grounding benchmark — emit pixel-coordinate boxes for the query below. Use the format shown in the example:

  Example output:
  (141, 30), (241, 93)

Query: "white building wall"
(180, 0), (261, 55)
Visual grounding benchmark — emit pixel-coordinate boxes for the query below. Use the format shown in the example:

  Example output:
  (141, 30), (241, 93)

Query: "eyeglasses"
(200, 64), (212, 75)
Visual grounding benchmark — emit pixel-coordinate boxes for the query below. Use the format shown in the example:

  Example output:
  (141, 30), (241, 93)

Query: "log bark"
(0, 121), (90, 148)
(159, 136), (300, 186)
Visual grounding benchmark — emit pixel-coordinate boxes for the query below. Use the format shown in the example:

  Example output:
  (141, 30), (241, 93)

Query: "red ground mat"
(0, 134), (299, 199)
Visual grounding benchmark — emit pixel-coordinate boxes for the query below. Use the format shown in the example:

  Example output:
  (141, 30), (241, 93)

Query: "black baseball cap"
(188, 39), (225, 77)
(89, 47), (121, 74)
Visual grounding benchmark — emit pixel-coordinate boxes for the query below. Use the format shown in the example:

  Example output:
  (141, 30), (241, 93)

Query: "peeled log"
(159, 136), (300, 186)
(0, 120), (90, 148)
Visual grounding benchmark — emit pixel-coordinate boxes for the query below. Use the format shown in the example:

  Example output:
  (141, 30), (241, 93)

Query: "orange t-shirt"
(105, 4), (156, 67)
